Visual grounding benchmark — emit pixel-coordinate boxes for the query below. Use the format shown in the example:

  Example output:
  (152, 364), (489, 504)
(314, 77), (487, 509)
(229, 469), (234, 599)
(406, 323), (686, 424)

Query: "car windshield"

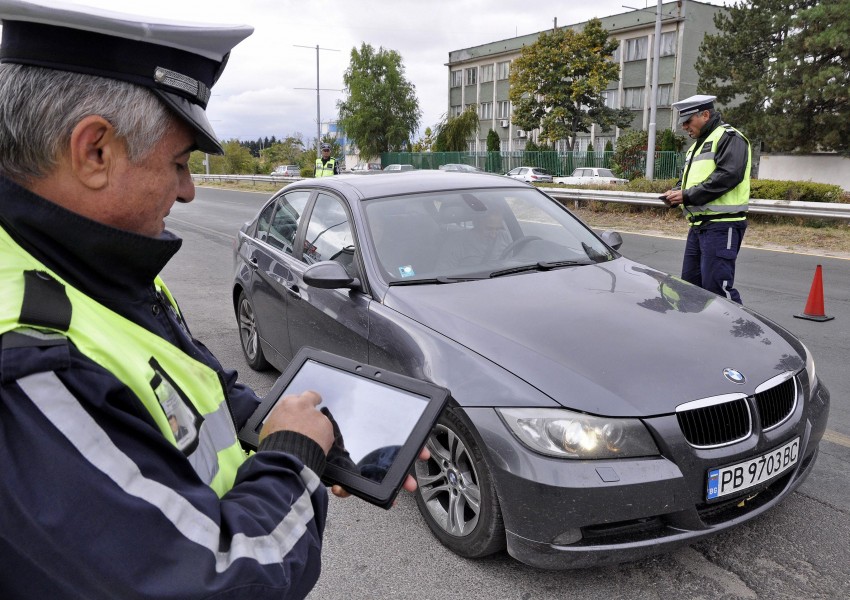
(597, 168), (616, 178)
(363, 187), (615, 284)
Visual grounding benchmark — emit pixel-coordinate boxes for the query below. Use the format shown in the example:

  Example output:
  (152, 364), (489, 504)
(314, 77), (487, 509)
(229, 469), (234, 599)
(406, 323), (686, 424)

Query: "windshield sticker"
(399, 265), (415, 278)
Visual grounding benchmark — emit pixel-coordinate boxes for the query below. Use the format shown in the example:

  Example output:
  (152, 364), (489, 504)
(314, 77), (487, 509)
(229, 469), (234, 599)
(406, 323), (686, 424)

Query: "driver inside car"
(436, 209), (513, 269)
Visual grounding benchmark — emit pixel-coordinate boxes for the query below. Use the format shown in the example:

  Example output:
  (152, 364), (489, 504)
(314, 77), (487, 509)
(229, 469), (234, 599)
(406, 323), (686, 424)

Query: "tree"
(432, 107), (479, 152)
(509, 19), (632, 150)
(221, 140), (257, 174)
(697, 0), (850, 154)
(412, 127), (435, 152)
(337, 43), (422, 160)
(610, 129), (648, 180)
(486, 128), (502, 173)
(260, 135), (305, 172)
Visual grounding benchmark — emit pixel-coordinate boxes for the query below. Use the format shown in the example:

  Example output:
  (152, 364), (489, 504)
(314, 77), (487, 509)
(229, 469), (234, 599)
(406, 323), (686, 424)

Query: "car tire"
(236, 290), (270, 371)
(414, 409), (505, 558)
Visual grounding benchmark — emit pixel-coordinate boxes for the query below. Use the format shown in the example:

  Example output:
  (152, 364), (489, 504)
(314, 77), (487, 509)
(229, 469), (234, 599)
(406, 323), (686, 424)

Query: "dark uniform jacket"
(0, 176), (327, 599)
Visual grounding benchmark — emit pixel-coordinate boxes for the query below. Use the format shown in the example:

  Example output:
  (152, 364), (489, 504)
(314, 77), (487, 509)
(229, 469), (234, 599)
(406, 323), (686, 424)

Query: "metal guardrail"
(540, 187), (850, 221)
(191, 175), (850, 221)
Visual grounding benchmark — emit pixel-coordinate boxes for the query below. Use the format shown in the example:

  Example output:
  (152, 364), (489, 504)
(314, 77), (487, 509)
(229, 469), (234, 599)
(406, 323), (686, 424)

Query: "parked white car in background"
(504, 166), (553, 183)
(555, 167), (628, 186)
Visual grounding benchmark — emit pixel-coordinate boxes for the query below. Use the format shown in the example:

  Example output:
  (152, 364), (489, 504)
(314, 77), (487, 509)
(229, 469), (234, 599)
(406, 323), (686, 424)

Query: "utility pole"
(645, 0), (663, 180)
(294, 44), (340, 154)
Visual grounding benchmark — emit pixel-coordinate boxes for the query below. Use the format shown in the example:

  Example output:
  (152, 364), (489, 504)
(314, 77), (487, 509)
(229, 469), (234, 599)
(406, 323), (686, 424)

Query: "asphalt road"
(164, 186), (850, 600)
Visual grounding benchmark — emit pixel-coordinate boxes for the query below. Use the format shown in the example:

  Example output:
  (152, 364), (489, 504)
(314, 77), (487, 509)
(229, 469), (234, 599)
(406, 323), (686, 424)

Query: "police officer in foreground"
(0, 1), (418, 598)
(314, 142), (340, 177)
(661, 94), (751, 304)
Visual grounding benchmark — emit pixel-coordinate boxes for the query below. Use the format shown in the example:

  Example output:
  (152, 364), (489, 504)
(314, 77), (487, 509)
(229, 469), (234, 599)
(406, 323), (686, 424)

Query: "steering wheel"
(499, 235), (542, 259)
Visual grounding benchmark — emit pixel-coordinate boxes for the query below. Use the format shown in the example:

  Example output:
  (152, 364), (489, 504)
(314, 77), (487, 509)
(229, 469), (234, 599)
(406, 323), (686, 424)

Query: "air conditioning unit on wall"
(499, 119), (509, 128)
(517, 130), (527, 138)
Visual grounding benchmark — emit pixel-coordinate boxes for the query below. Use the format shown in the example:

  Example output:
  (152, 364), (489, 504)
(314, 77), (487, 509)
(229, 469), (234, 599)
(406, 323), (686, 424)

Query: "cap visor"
(152, 90), (223, 154)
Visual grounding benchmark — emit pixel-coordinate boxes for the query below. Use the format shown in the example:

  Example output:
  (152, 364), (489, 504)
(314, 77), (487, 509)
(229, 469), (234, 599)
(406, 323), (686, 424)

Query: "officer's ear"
(68, 115), (122, 191)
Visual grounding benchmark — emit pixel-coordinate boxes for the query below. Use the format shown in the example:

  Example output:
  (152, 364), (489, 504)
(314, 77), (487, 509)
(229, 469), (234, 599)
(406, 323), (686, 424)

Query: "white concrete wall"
(758, 154), (850, 191)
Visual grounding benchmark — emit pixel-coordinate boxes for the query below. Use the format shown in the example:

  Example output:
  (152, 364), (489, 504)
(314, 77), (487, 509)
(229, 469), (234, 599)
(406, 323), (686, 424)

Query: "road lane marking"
(823, 429), (850, 448)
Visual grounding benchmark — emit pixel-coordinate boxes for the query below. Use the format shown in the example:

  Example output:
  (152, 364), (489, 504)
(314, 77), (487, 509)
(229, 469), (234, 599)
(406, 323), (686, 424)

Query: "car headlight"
(801, 341), (817, 389)
(497, 408), (660, 459)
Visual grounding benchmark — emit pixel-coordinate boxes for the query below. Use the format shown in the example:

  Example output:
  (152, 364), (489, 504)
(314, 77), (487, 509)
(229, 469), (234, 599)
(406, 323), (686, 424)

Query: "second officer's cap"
(672, 94), (717, 125)
(0, 0), (253, 154)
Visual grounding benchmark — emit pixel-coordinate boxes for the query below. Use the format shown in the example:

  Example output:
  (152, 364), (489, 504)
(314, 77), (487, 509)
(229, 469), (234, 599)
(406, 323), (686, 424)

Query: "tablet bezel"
(238, 347), (449, 509)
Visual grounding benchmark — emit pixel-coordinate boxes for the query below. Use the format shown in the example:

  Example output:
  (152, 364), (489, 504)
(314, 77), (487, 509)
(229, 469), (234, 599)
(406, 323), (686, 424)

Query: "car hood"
(382, 258), (803, 417)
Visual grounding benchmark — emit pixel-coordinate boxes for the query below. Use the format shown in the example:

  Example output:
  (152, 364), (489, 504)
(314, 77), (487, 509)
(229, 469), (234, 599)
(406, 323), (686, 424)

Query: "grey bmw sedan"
(232, 170), (829, 569)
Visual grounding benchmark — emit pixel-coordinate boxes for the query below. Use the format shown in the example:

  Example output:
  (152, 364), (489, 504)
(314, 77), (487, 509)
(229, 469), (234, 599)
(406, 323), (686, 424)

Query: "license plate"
(706, 437), (799, 500)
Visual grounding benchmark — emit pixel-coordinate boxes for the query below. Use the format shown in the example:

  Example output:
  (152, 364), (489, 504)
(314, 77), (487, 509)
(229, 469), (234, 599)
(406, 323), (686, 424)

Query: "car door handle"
(248, 257), (258, 268)
(283, 283), (300, 297)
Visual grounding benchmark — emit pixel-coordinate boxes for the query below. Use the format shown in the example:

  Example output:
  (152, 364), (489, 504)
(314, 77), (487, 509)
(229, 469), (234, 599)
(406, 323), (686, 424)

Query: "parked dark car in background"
(231, 170), (829, 569)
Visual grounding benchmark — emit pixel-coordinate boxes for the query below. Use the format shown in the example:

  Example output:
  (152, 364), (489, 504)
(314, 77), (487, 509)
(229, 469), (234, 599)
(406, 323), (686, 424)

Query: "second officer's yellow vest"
(681, 123), (751, 227)
(315, 157), (336, 177)
(0, 224), (247, 497)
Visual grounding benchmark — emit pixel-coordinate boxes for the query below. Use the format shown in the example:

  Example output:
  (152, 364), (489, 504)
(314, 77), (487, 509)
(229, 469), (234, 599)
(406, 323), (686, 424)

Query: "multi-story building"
(446, 1), (725, 152)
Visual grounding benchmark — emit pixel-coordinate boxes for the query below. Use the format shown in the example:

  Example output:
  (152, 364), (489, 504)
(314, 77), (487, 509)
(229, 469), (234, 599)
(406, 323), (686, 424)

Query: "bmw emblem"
(723, 368), (746, 384)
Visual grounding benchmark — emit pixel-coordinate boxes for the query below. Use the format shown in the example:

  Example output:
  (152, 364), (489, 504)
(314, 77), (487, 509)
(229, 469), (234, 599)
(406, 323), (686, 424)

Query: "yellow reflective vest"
(0, 224), (247, 497)
(315, 157), (336, 177)
(681, 123), (751, 227)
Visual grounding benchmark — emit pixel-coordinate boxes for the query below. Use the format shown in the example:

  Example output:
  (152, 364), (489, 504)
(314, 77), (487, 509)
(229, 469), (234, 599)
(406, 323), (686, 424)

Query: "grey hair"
(0, 64), (173, 181)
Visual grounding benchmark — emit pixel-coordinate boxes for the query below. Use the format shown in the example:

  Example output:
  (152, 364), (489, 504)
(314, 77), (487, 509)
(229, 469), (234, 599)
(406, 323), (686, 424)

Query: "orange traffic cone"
(794, 265), (834, 322)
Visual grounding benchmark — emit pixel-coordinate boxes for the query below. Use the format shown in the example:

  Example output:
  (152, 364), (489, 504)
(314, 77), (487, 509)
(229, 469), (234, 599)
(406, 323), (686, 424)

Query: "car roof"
(281, 170), (528, 199)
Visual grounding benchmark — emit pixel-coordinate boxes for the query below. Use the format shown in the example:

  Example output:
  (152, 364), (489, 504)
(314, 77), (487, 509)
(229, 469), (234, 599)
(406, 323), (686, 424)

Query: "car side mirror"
(600, 230), (623, 251)
(303, 260), (360, 289)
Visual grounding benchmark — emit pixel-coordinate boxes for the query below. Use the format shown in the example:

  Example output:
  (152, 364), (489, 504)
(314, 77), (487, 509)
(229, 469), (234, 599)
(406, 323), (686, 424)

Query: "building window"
(450, 70), (462, 88)
(625, 37), (648, 61)
(601, 89), (619, 109)
(660, 32), (676, 57)
(479, 102), (493, 119)
(466, 67), (477, 86)
(497, 100), (510, 119)
(450, 104), (462, 117)
(624, 87), (644, 109)
(656, 84), (672, 107)
(611, 44), (621, 63)
(481, 64), (494, 83)
(497, 61), (510, 80)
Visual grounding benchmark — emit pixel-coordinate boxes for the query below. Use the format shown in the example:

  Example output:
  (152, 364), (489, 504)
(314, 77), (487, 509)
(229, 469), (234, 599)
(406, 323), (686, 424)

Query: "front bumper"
(463, 380), (830, 570)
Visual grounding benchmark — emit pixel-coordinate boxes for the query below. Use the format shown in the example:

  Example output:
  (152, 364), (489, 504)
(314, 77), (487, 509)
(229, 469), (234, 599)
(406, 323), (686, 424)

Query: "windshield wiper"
(388, 275), (486, 286)
(489, 260), (593, 278)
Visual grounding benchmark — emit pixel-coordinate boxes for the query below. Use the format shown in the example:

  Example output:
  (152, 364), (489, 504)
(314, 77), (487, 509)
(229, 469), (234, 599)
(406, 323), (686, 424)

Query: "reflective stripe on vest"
(681, 123), (751, 226)
(0, 225), (246, 497)
(315, 157), (335, 177)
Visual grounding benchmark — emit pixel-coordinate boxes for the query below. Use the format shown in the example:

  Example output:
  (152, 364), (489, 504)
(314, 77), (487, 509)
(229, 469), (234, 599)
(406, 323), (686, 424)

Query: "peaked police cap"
(0, 0), (253, 154)
(672, 94), (717, 125)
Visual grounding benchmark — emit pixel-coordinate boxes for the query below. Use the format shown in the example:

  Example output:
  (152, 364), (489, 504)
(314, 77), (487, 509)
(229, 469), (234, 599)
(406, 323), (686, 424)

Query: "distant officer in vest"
(314, 142), (340, 177)
(661, 94), (751, 304)
(0, 1), (418, 597)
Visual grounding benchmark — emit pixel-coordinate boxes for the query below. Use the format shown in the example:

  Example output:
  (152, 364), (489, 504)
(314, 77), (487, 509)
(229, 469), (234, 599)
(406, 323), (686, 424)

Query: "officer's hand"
(260, 390), (334, 455)
(661, 190), (683, 206)
(330, 447), (430, 500)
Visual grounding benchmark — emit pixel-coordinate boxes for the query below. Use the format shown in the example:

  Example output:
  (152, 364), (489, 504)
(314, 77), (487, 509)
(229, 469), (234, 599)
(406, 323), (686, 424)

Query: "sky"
(69, 0), (727, 145)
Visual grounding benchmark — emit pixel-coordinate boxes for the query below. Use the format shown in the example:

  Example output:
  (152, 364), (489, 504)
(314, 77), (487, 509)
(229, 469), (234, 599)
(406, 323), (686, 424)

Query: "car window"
(302, 193), (357, 277)
(364, 187), (615, 283)
(598, 168), (616, 178)
(259, 190), (310, 253)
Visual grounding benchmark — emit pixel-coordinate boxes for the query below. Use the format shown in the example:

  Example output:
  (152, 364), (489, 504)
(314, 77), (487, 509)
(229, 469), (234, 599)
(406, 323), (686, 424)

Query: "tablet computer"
(239, 347), (450, 509)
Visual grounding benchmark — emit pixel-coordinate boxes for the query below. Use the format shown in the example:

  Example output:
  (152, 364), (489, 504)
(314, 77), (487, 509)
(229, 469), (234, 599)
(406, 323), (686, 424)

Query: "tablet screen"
(257, 359), (430, 483)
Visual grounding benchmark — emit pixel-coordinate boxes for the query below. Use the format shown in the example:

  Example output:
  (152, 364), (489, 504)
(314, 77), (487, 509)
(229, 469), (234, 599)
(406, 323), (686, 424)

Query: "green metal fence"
(380, 150), (686, 180)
